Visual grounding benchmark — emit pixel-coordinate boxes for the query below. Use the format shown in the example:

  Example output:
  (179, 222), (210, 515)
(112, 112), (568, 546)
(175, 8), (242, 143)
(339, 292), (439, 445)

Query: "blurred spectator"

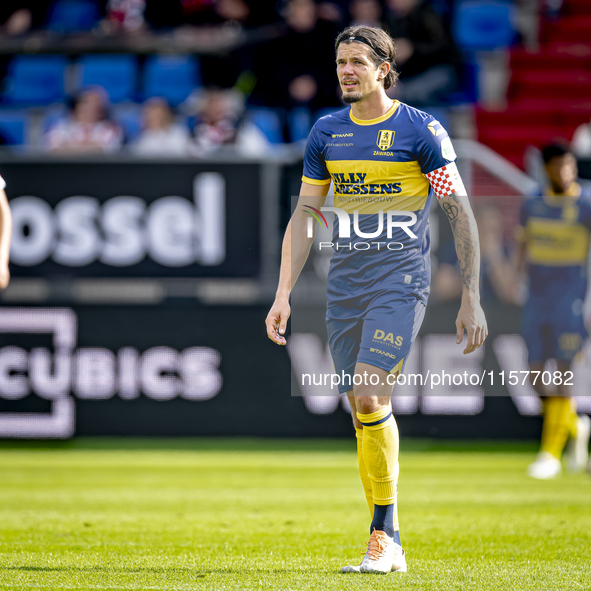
(43, 88), (123, 154)
(250, 0), (340, 138)
(317, 1), (346, 24)
(571, 119), (591, 159)
(132, 98), (190, 156)
(385, 0), (461, 105)
(433, 205), (520, 305)
(144, 0), (278, 29)
(190, 87), (269, 156)
(0, 1), (52, 35)
(542, 0), (564, 18)
(213, 0), (252, 25)
(102, 0), (146, 34)
(145, 1), (279, 91)
(349, 0), (386, 28)
(280, 0), (340, 108)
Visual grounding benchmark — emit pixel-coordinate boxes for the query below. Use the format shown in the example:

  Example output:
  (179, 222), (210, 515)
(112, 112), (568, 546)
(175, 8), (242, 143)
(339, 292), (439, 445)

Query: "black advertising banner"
(1, 159), (262, 278)
(1, 302), (589, 439)
(0, 304), (291, 438)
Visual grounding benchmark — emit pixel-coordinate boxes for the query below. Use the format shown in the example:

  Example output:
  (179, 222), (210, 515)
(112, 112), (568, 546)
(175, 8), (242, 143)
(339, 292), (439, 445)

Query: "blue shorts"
(326, 289), (426, 394)
(522, 293), (588, 364)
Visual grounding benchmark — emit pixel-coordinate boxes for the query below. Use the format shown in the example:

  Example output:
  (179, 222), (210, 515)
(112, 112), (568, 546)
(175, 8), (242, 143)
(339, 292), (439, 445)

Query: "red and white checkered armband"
(0, 175), (5, 191)
(425, 162), (465, 199)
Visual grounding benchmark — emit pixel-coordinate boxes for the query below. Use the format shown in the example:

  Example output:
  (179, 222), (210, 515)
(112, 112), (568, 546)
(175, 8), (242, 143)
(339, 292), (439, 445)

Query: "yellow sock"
(355, 427), (374, 518)
(540, 397), (577, 459)
(357, 407), (399, 506)
(567, 399), (578, 439)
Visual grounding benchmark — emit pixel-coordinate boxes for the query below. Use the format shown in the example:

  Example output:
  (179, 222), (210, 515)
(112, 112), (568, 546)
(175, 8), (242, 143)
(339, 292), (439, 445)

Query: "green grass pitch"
(1, 438), (590, 590)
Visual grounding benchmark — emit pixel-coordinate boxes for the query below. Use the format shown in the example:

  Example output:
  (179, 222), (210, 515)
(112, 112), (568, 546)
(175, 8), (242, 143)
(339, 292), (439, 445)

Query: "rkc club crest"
(377, 130), (395, 151)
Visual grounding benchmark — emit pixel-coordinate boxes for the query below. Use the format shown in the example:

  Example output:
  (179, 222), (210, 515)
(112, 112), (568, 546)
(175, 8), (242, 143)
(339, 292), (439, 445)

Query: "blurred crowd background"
(2, 0), (591, 307)
(0, 0), (589, 171)
(1, 0), (591, 439)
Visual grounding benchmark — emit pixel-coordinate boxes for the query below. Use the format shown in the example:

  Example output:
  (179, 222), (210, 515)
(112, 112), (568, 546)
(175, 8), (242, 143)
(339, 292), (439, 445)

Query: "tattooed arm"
(439, 192), (488, 354)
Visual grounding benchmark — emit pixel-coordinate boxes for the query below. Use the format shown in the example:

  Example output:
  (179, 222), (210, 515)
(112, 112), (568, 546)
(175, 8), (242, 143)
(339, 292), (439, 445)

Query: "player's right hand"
(265, 299), (291, 346)
(0, 261), (10, 289)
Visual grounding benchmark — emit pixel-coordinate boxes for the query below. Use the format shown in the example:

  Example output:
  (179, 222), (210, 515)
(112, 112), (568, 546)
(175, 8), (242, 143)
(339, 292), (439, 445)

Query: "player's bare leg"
(341, 364), (406, 574)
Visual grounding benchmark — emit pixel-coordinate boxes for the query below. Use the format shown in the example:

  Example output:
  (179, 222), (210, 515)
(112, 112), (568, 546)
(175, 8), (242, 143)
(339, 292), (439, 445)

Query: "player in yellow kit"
(265, 25), (486, 573)
(516, 143), (591, 479)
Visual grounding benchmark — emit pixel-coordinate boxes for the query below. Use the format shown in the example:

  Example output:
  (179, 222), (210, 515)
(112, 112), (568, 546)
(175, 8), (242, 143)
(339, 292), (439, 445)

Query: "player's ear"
(378, 61), (390, 82)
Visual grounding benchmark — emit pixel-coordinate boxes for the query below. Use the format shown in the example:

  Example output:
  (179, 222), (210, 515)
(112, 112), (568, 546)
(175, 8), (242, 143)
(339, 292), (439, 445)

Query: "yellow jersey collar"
(544, 182), (581, 205)
(349, 101), (399, 126)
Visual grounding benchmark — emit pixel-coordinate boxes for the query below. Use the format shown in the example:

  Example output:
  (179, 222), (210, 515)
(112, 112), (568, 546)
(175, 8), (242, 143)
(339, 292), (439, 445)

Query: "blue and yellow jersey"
(517, 183), (591, 299)
(302, 100), (461, 302)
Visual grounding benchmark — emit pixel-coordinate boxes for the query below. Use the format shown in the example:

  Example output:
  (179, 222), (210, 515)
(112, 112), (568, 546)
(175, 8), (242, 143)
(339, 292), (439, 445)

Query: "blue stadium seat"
(0, 112), (28, 145)
(247, 108), (283, 144)
(3, 56), (67, 106)
(453, 1), (517, 51)
(143, 55), (201, 107)
(47, 0), (101, 33)
(77, 55), (137, 103)
(289, 107), (313, 143)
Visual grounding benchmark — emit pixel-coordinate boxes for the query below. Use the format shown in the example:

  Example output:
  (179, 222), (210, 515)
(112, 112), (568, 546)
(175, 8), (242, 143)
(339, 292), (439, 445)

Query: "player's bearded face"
(546, 154), (577, 194)
(336, 44), (383, 104)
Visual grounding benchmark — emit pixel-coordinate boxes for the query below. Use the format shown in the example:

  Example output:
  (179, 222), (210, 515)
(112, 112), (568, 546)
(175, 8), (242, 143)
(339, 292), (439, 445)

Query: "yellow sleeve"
(301, 175), (331, 186)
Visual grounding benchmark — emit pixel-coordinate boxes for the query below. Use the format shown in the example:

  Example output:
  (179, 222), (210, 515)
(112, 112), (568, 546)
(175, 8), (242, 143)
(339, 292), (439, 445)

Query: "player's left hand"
(455, 296), (487, 354)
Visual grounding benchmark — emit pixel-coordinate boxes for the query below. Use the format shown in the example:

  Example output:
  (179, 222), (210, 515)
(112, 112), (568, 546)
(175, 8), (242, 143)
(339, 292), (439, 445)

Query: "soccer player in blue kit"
(265, 25), (487, 574)
(517, 143), (591, 480)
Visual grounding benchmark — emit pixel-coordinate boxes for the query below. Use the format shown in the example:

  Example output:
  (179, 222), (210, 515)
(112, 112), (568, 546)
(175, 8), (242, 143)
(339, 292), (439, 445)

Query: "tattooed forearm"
(439, 192), (480, 297)
(441, 201), (459, 220)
